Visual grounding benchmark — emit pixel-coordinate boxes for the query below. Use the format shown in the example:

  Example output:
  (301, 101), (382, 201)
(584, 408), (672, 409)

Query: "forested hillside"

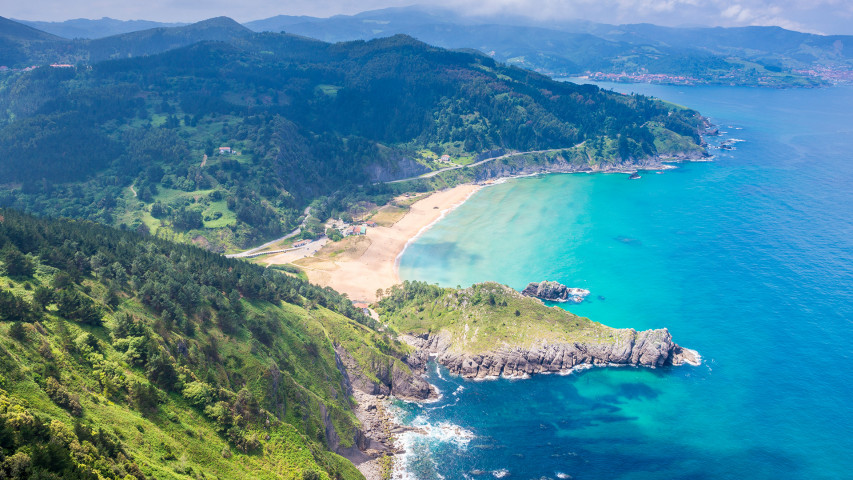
(0, 209), (425, 479)
(0, 18), (705, 251)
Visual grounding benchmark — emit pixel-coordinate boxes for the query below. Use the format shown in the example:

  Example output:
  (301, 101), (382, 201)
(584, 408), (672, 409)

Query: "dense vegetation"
(0, 208), (418, 479)
(375, 281), (617, 353)
(0, 18), (705, 252)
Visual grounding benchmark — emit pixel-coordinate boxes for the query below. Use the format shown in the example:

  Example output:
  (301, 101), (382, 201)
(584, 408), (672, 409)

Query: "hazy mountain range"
(9, 5), (853, 86)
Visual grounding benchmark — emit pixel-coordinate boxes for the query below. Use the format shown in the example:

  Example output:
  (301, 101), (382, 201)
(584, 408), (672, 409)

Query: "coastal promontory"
(377, 282), (699, 380)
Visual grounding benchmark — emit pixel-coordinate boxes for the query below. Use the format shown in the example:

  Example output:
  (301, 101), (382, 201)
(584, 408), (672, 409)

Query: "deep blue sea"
(395, 82), (853, 480)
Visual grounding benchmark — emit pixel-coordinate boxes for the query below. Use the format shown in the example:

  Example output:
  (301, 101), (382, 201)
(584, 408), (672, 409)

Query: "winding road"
(384, 146), (581, 184)
(227, 146), (580, 258)
(225, 206), (311, 258)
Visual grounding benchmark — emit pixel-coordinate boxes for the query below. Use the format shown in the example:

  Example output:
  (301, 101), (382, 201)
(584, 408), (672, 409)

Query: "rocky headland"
(339, 281), (701, 478)
(403, 327), (700, 380)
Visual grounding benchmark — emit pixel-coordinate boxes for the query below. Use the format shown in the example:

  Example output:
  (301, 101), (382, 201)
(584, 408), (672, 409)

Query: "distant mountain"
(83, 16), (254, 62)
(0, 16), (64, 66)
(0, 16), (63, 42)
(8, 9), (852, 85)
(0, 16), (254, 67)
(244, 6), (853, 86)
(16, 17), (186, 39)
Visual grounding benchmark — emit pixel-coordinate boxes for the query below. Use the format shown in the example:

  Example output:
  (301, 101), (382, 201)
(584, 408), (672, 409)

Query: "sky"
(6, 0), (853, 35)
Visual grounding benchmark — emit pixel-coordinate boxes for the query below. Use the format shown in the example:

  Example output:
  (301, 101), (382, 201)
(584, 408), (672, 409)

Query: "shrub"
(9, 322), (27, 341)
(45, 377), (83, 416)
(182, 381), (216, 408)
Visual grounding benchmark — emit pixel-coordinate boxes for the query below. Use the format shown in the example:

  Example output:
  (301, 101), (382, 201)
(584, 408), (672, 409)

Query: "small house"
(293, 240), (310, 248)
(360, 225), (367, 235)
(440, 154), (451, 162)
(218, 147), (232, 155)
(366, 221), (376, 227)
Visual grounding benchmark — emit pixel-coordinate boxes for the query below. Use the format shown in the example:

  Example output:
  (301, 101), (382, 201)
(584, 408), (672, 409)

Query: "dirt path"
(129, 184), (137, 197)
(200, 154), (207, 168)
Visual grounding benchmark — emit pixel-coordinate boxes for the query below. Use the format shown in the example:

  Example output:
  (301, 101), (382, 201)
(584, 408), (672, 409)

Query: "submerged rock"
(521, 280), (590, 303)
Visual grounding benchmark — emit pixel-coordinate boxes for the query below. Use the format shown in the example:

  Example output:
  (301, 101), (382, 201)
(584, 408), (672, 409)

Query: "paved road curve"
(384, 146), (581, 184)
(225, 206), (311, 258)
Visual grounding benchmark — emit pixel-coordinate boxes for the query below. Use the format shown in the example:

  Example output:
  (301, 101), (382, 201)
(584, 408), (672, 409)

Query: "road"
(228, 146), (580, 258)
(383, 146), (581, 184)
(225, 206), (311, 258)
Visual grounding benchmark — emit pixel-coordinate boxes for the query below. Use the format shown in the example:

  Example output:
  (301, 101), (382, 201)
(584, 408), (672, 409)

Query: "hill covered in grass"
(0, 18), (706, 252)
(0, 208), (434, 479)
(376, 282), (699, 379)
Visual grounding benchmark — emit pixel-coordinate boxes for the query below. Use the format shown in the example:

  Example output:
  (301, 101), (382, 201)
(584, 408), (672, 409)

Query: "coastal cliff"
(342, 280), (699, 478)
(376, 281), (700, 383)
(404, 327), (699, 380)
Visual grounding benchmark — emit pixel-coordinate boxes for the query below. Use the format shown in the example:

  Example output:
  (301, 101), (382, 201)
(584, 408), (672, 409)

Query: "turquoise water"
(396, 83), (853, 479)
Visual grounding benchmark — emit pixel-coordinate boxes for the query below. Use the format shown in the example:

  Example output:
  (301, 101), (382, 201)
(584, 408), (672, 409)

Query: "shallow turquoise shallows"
(396, 82), (853, 480)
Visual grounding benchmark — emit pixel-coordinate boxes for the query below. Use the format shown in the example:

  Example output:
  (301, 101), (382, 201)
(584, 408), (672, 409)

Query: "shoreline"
(267, 184), (482, 302)
(392, 184), (483, 274)
(264, 150), (714, 303)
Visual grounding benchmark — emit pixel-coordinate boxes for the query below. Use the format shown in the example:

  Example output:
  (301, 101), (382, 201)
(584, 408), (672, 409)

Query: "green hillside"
(0, 24), (705, 252)
(376, 281), (613, 353)
(0, 209), (422, 479)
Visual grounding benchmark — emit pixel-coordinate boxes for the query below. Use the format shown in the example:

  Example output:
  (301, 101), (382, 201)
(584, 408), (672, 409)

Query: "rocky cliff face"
(521, 280), (590, 303)
(334, 345), (434, 400)
(403, 328), (700, 380)
(467, 149), (708, 181)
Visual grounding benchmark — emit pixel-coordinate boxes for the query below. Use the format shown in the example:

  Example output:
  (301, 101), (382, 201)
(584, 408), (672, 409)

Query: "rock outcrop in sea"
(404, 328), (700, 380)
(522, 280), (590, 303)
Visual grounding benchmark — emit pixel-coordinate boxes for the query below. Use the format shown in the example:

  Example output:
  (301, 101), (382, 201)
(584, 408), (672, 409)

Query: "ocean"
(395, 82), (853, 479)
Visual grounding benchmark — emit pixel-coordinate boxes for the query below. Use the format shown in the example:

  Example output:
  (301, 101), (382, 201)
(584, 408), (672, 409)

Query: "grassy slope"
(0, 276), (364, 479)
(0, 212), (426, 479)
(376, 282), (621, 354)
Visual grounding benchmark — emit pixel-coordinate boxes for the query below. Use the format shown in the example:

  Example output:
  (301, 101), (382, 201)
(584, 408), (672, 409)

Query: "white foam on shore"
(556, 472), (572, 479)
(391, 411), (476, 480)
(435, 363), (445, 380)
(683, 348), (703, 366)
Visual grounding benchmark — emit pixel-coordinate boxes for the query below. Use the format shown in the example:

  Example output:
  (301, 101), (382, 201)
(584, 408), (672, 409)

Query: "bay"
(396, 83), (853, 480)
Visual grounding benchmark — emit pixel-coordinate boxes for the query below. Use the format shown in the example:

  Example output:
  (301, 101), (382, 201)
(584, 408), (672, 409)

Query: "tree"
(56, 290), (103, 326)
(9, 322), (27, 341)
(33, 286), (54, 310)
(0, 290), (37, 322)
(2, 246), (35, 277)
(146, 353), (178, 391)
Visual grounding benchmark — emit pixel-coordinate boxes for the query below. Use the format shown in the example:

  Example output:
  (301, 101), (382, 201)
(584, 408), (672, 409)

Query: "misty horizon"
(7, 1), (853, 36)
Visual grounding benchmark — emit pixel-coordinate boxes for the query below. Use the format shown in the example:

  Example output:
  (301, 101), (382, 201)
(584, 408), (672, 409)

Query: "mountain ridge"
(0, 24), (706, 252)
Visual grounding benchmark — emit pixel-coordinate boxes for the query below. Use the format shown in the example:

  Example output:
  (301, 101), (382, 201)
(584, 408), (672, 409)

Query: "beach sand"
(265, 184), (480, 302)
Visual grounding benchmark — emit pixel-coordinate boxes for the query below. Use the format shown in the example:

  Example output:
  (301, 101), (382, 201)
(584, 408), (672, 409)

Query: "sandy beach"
(263, 184), (480, 302)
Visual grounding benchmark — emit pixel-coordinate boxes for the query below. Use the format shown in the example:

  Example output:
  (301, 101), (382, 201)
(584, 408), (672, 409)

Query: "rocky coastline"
(403, 328), (700, 380)
(521, 280), (590, 303)
(335, 323), (700, 479)
(469, 148), (710, 182)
